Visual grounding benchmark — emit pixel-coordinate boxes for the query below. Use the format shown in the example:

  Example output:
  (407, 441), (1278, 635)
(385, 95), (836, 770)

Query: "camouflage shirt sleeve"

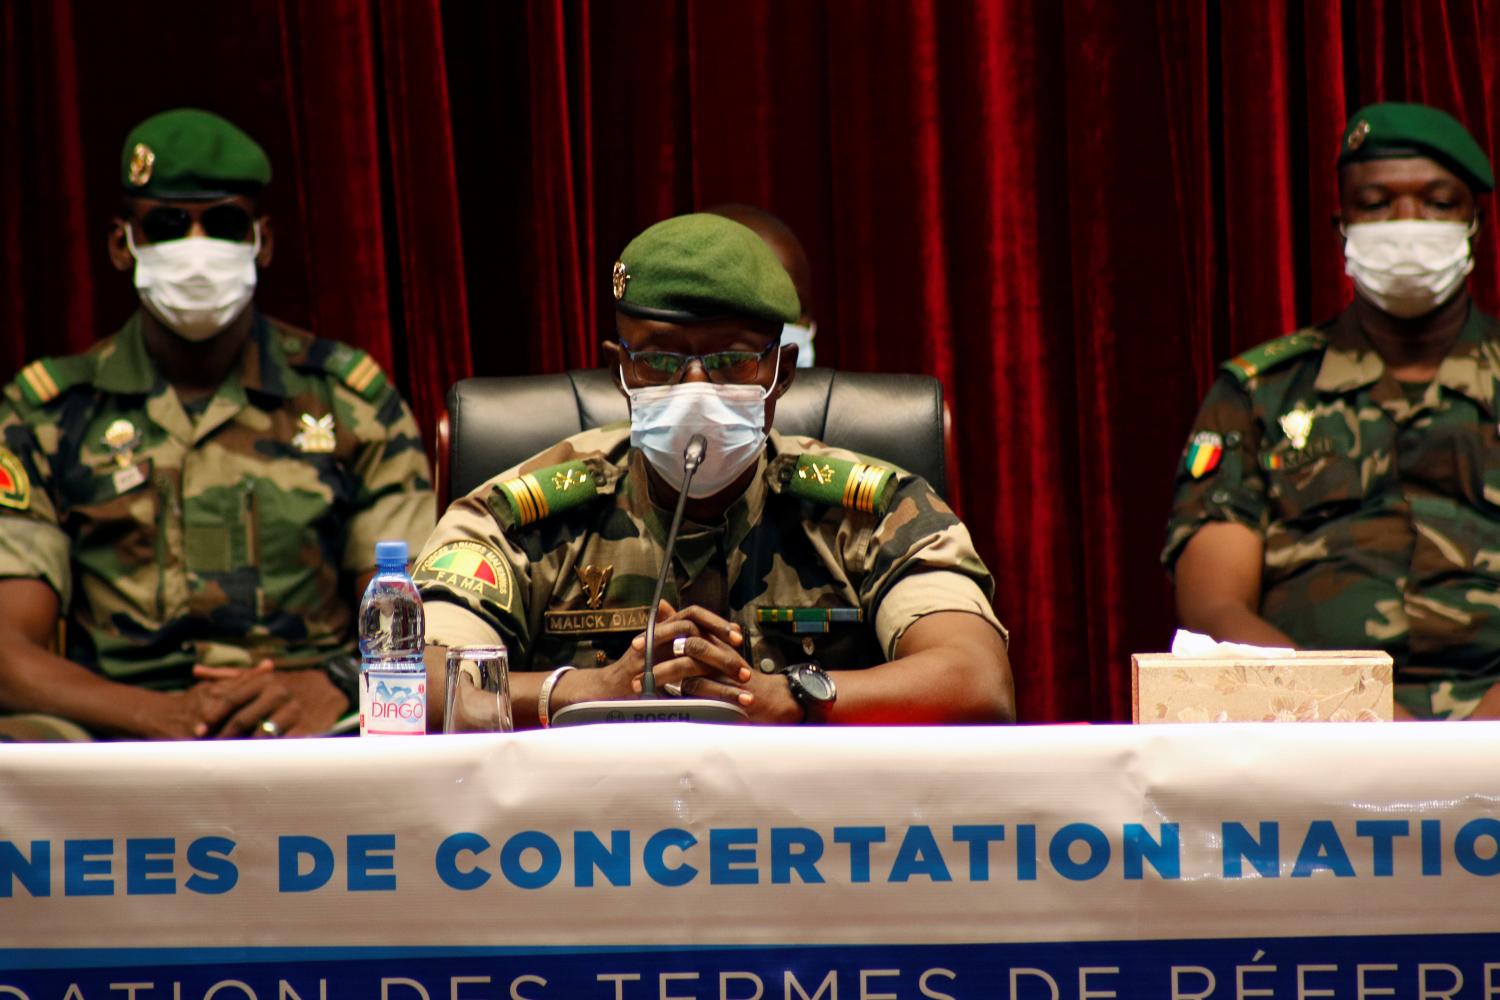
(0, 378), (73, 602)
(1161, 372), (1270, 572)
(336, 380), (436, 575)
(855, 475), (1007, 658)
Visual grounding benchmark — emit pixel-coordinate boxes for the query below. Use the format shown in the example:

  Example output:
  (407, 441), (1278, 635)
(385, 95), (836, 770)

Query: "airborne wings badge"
(575, 564), (614, 609)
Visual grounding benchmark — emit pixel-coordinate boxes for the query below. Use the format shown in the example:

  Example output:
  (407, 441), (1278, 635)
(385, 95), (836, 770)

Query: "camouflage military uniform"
(416, 426), (1004, 675)
(1164, 305), (1500, 718)
(0, 311), (435, 708)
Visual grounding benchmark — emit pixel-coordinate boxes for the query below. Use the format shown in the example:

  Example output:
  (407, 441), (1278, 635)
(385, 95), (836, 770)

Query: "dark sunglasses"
(135, 204), (256, 244)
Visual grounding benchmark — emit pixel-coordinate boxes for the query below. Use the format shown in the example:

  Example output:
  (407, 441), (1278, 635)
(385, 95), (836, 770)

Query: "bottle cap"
(375, 540), (409, 567)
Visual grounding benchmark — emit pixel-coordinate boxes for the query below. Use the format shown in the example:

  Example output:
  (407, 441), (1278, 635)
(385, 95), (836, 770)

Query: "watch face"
(793, 665), (836, 703)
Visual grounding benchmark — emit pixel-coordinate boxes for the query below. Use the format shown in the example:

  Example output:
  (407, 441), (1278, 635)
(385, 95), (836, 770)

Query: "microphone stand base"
(549, 698), (748, 727)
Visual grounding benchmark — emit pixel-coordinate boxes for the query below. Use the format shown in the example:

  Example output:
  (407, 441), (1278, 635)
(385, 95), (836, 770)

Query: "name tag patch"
(545, 606), (652, 635)
(112, 462), (149, 496)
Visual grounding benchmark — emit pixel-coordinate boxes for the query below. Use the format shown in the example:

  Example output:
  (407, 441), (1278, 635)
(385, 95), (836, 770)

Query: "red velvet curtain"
(4, 1), (1499, 722)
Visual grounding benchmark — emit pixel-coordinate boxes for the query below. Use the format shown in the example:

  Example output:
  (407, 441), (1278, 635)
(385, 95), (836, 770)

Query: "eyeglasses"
(618, 341), (779, 386)
(134, 204), (256, 244)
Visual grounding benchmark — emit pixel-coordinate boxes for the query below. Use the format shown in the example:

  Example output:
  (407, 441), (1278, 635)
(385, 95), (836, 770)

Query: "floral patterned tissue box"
(1131, 651), (1393, 723)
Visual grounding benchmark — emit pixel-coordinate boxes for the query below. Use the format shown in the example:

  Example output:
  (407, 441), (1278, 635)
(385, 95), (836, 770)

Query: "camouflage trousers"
(0, 713), (92, 742)
(1394, 677), (1500, 720)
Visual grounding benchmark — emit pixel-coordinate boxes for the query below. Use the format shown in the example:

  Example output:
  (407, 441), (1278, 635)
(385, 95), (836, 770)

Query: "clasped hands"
(564, 601), (801, 725)
(153, 660), (349, 740)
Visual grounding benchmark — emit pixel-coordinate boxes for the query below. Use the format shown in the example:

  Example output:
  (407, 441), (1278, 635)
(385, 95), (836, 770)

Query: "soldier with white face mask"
(0, 109), (434, 741)
(1164, 102), (1500, 720)
(417, 213), (1013, 728)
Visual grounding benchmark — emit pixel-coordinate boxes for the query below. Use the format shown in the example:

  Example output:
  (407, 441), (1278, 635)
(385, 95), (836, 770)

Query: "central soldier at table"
(415, 213), (1013, 727)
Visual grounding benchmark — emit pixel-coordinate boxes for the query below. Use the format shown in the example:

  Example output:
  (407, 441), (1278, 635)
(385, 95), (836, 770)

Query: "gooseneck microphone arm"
(641, 434), (708, 699)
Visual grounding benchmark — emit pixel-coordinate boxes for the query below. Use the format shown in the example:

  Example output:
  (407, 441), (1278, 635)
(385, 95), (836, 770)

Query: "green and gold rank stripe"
(17, 361), (62, 405)
(497, 462), (599, 527)
(843, 461), (893, 514)
(502, 473), (550, 526)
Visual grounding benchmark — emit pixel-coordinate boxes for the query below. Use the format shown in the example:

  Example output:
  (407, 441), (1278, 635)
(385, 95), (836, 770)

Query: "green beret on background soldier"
(1164, 101), (1500, 720)
(706, 204), (820, 367)
(0, 108), (434, 741)
(416, 212), (1013, 728)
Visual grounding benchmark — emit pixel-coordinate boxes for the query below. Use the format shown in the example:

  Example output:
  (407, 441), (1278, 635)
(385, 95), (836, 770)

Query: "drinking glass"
(443, 646), (512, 733)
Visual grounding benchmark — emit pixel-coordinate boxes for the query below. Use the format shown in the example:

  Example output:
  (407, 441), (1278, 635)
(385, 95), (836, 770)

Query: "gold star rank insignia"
(553, 468), (587, 492)
(612, 261), (630, 300)
(128, 143), (155, 186)
(292, 413), (337, 454)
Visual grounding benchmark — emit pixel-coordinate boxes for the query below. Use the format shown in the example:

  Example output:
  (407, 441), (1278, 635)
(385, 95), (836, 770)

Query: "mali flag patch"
(413, 540), (513, 613)
(1184, 431), (1224, 479)
(0, 447), (31, 510)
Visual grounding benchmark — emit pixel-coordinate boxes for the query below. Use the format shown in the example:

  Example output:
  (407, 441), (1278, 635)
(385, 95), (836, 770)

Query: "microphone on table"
(548, 433), (748, 727)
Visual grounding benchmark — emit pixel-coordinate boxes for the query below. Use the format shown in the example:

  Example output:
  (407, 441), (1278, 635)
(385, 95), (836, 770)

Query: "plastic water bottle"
(358, 540), (426, 737)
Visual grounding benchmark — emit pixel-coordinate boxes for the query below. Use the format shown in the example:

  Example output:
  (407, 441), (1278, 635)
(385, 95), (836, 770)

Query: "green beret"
(1338, 102), (1494, 194)
(612, 213), (800, 325)
(120, 108), (271, 200)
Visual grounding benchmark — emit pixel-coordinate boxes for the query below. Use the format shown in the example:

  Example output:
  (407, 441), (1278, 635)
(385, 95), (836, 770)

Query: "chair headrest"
(445, 368), (947, 503)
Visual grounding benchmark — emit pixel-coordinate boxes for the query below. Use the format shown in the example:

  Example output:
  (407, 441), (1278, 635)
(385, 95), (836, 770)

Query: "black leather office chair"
(437, 368), (952, 508)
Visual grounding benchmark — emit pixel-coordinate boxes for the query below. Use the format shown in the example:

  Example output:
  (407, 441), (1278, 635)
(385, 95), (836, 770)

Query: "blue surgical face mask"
(781, 321), (816, 367)
(622, 350), (781, 498)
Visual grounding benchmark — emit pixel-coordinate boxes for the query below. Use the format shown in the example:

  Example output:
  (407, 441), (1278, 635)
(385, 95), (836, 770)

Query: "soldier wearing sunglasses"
(415, 213), (1013, 728)
(0, 108), (434, 741)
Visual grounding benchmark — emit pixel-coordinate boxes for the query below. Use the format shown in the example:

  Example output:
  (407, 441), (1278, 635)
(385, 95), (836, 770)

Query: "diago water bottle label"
(359, 669), (427, 736)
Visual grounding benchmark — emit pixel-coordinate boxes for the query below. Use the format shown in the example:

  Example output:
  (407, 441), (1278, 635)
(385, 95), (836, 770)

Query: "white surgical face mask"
(781, 321), (816, 367)
(623, 350), (780, 499)
(127, 225), (259, 341)
(1343, 219), (1475, 318)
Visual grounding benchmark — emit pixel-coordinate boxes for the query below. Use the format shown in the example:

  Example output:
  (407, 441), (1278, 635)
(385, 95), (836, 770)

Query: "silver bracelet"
(538, 665), (576, 729)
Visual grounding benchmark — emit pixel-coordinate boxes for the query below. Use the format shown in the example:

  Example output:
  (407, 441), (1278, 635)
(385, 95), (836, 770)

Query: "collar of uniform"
(92, 312), (162, 395)
(234, 313), (292, 400)
(1313, 307), (1386, 395)
(93, 309), (287, 402)
(1316, 303), (1500, 417)
(623, 445), (769, 555)
(1434, 305), (1500, 416)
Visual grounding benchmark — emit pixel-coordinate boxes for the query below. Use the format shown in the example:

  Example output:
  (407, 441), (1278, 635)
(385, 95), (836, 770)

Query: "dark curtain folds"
(4, 1), (1500, 721)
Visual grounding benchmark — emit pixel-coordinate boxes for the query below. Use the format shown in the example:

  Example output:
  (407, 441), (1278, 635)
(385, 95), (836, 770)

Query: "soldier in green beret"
(416, 213), (1013, 727)
(1165, 101), (1500, 719)
(0, 108), (434, 740)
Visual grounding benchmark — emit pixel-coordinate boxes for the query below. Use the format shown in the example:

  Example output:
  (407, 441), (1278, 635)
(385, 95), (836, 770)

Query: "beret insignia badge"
(128, 143), (155, 187)
(1348, 119), (1371, 151)
(612, 261), (630, 300)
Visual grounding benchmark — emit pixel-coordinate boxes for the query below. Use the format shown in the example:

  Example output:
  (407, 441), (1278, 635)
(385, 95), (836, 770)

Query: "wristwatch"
(784, 661), (836, 721)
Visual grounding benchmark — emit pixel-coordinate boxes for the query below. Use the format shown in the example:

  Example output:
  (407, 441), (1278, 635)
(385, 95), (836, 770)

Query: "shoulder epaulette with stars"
(12, 355), (92, 407)
(786, 453), (896, 516)
(1221, 331), (1326, 385)
(493, 459), (600, 528)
